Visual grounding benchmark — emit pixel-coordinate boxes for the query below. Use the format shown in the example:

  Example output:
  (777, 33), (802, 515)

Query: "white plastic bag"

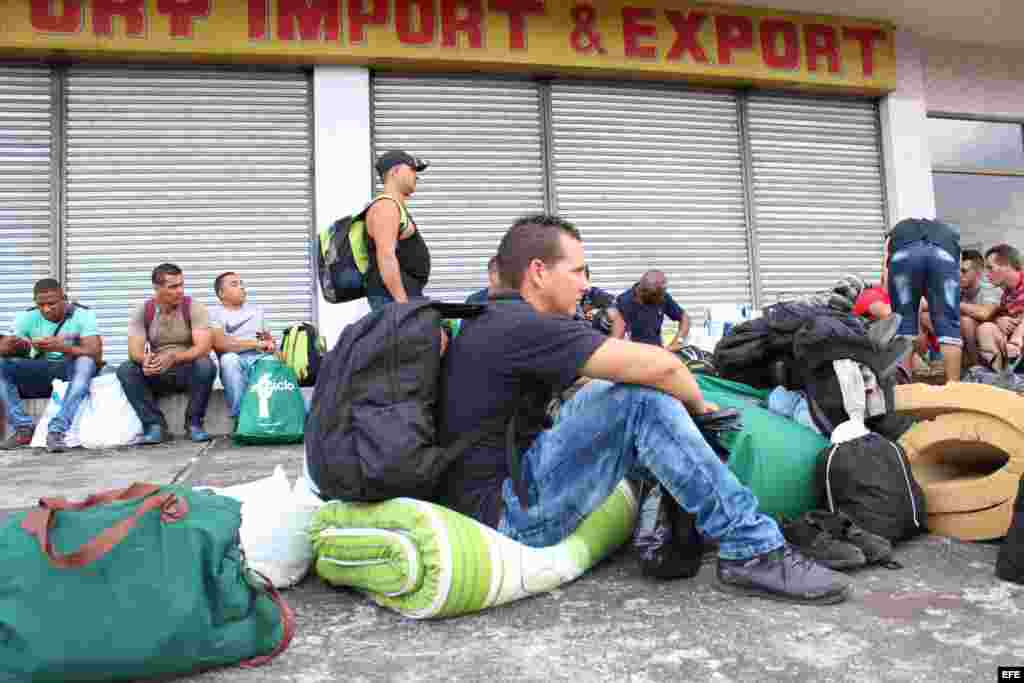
(30, 379), (84, 448)
(207, 466), (324, 589)
(78, 373), (143, 449)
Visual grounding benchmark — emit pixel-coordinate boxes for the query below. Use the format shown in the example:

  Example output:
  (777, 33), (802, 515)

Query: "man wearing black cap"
(365, 150), (432, 310)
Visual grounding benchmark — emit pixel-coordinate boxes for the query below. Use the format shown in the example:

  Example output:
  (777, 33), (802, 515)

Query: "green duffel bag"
(235, 356), (307, 445)
(696, 375), (829, 521)
(0, 483), (295, 681)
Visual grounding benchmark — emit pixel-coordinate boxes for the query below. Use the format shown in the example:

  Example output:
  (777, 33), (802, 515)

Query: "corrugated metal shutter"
(0, 65), (53, 332)
(747, 95), (886, 304)
(64, 68), (313, 364)
(372, 75), (546, 301)
(550, 82), (751, 316)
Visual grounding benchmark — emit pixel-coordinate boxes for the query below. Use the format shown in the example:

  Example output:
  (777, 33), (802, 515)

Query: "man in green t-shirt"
(0, 279), (102, 452)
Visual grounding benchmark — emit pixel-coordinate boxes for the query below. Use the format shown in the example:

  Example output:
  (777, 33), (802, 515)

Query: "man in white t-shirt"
(209, 272), (276, 423)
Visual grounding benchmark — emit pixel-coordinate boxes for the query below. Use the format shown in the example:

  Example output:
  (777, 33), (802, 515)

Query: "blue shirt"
(615, 286), (685, 346)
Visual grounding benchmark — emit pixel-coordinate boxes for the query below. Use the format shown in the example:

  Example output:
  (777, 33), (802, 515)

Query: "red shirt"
(999, 275), (1024, 318)
(853, 287), (890, 319)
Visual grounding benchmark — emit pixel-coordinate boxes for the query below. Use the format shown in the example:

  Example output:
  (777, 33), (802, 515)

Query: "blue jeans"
(0, 356), (98, 433)
(367, 295), (392, 312)
(888, 240), (962, 346)
(497, 380), (784, 560)
(218, 351), (263, 418)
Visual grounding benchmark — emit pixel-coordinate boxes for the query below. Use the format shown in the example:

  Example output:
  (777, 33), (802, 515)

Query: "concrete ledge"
(10, 387), (314, 439)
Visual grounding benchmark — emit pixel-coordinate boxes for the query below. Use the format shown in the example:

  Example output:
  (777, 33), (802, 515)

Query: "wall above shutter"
(372, 75), (546, 302)
(63, 68), (313, 364)
(0, 65), (53, 331)
(747, 95), (887, 304)
(549, 82), (751, 314)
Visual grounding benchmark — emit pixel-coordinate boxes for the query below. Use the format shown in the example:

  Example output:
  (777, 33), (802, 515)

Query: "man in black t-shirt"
(438, 215), (848, 606)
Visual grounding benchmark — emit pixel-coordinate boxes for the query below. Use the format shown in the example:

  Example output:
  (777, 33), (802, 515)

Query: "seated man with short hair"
(439, 214), (849, 606)
(977, 244), (1024, 371)
(210, 272), (275, 425)
(117, 263), (216, 444)
(0, 279), (102, 452)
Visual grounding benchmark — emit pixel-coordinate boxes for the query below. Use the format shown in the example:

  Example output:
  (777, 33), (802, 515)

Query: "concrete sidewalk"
(2, 439), (1023, 683)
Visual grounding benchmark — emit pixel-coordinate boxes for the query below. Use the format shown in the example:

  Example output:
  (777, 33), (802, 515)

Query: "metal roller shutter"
(0, 65), (53, 331)
(63, 68), (313, 364)
(550, 82), (751, 316)
(372, 75), (546, 301)
(747, 95), (886, 305)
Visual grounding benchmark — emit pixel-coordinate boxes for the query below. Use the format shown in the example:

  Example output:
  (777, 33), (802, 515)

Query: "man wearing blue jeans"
(0, 279), (102, 452)
(210, 272), (276, 424)
(886, 217), (962, 382)
(439, 215), (849, 605)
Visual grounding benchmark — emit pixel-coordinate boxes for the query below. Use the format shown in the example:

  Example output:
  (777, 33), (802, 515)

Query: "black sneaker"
(717, 545), (851, 605)
(815, 510), (896, 568)
(1, 427), (34, 450)
(782, 512), (867, 571)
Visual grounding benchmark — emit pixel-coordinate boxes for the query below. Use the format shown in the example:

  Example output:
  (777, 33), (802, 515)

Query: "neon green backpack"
(280, 322), (326, 387)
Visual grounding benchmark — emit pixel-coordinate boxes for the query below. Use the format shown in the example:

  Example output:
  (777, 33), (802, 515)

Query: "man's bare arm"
(174, 327), (213, 364)
(581, 337), (709, 415)
(212, 327), (260, 355)
(366, 200), (409, 303)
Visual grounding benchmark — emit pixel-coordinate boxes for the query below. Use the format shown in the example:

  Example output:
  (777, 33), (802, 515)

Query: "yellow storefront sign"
(1, 0), (895, 92)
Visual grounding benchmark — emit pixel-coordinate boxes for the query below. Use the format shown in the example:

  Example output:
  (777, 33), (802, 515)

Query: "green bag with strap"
(0, 483), (295, 681)
(235, 356), (307, 445)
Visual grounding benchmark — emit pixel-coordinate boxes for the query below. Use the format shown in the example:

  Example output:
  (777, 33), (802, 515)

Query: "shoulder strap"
(144, 299), (156, 345)
(144, 297), (192, 345)
(51, 303), (76, 338)
(368, 194), (412, 238)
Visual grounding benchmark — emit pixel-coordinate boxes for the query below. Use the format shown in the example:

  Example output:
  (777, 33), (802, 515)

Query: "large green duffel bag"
(697, 375), (828, 521)
(0, 483), (295, 681)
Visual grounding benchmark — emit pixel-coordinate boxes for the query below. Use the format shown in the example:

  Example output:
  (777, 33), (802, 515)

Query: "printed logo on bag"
(250, 373), (297, 419)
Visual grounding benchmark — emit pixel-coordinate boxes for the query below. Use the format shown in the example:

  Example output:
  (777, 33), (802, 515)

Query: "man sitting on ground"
(578, 266), (623, 336)
(0, 279), (102, 452)
(210, 272), (276, 427)
(438, 214), (849, 605)
(117, 263), (216, 444)
(976, 244), (1024, 371)
(614, 270), (689, 349)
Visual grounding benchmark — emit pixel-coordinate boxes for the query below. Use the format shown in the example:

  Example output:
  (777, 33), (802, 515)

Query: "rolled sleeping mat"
(310, 480), (639, 619)
(899, 412), (1024, 514)
(894, 382), (1024, 432)
(926, 498), (1015, 542)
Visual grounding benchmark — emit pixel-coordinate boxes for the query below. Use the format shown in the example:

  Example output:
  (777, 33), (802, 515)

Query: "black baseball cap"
(375, 150), (429, 177)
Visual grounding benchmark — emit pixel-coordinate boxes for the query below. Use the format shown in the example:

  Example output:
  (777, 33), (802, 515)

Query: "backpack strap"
(144, 297), (192, 348)
(368, 194), (413, 239)
(51, 303), (76, 338)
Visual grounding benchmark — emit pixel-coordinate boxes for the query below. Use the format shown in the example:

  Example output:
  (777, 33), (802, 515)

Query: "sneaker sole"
(819, 557), (868, 571)
(715, 579), (851, 605)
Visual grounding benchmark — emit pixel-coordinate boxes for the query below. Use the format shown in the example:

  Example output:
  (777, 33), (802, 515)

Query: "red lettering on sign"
(760, 19), (798, 70)
(396, 0), (435, 44)
(805, 24), (840, 73)
(93, 0), (146, 37)
(570, 4), (603, 54)
(349, 0), (388, 44)
(441, 0), (483, 48)
(715, 14), (753, 65)
(489, 0), (544, 50)
(30, 0), (82, 33)
(248, 0), (268, 39)
(157, 0), (210, 38)
(277, 0), (338, 40)
(622, 7), (656, 59)
(665, 10), (706, 63)
(844, 27), (885, 77)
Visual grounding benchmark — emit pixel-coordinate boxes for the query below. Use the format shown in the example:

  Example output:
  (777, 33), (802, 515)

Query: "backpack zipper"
(824, 445), (839, 513)
(888, 441), (920, 529)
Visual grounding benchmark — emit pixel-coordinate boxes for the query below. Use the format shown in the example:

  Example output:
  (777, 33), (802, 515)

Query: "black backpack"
(305, 300), (507, 502)
(817, 433), (927, 542)
(997, 476), (1024, 583)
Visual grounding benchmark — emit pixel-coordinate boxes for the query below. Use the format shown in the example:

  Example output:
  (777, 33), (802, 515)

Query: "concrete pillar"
(879, 30), (936, 226)
(313, 66), (373, 350)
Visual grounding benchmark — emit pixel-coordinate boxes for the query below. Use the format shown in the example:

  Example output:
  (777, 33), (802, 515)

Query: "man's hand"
(143, 350), (177, 376)
(0, 336), (28, 356)
(439, 328), (449, 356)
(666, 339), (683, 352)
(1008, 338), (1022, 362)
(259, 337), (276, 353)
(32, 336), (66, 354)
(700, 401), (720, 414)
(997, 317), (1018, 336)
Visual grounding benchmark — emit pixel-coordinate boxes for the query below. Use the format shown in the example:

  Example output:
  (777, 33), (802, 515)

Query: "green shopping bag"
(235, 356), (307, 445)
(0, 483), (294, 681)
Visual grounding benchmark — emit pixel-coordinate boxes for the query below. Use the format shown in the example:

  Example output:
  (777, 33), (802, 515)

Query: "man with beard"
(613, 270), (689, 349)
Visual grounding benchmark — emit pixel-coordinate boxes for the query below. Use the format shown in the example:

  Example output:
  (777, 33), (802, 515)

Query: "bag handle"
(239, 569), (297, 668)
(21, 483), (189, 569)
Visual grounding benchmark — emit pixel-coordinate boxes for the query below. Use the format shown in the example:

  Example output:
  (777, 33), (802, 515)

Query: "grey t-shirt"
(209, 303), (266, 340)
